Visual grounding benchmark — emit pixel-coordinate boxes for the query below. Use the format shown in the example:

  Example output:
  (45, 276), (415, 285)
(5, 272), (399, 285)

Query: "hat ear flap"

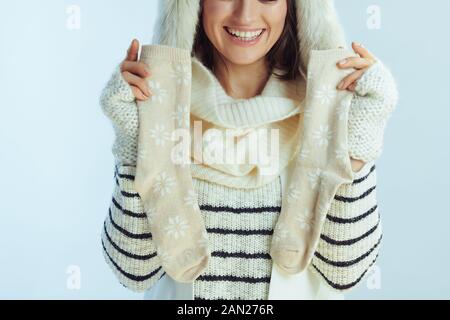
(151, 0), (202, 51)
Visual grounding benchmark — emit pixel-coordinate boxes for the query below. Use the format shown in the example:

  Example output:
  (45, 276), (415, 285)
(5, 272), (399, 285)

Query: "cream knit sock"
(133, 45), (210, 283)
(270, 49), (359, 274)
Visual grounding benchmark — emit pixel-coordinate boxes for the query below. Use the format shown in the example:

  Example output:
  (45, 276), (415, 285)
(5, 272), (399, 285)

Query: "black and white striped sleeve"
(100, 163), (165, 292)
(311, 160), (382, 292)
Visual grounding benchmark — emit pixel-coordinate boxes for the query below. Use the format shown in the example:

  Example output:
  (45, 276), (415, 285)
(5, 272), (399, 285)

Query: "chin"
(222, 49), (264, 65)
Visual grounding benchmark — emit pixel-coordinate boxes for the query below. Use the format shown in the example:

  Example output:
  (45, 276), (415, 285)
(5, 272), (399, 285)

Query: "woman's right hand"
(120, 39), (153, 101)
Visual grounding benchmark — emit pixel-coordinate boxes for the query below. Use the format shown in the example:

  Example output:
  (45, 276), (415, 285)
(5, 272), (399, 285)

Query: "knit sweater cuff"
(347, 60), (399, 162)
(100, 63), (139, 166)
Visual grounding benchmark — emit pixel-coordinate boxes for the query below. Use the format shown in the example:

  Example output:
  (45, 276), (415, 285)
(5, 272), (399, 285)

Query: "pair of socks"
(134, 44), (359, 282)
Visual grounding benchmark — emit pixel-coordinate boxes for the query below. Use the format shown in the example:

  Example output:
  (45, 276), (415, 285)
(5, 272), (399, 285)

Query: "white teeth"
(226, 27), (264, 39)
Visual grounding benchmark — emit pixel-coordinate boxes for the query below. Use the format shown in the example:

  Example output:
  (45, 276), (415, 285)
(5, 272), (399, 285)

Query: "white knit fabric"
(348, 60), (399, 162)
(100, 63), (139, 166)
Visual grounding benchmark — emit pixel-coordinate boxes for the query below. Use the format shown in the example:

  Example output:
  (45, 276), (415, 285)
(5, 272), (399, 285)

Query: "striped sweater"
(101, 157), (381, 299)
(99, 49), (396, 299)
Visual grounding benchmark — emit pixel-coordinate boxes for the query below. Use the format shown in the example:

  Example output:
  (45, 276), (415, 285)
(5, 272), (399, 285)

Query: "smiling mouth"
(224, 27), (266, 41)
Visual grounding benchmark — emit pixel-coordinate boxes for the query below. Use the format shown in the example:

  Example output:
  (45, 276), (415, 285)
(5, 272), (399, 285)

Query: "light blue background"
(1, 0), (448, 299)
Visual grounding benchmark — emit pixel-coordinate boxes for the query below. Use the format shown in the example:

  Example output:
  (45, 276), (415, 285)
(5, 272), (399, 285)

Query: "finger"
(125, 39), (139, 62)
(122, 71), (152, 97)
(337, 56), (372, 70)
(121, 60), (151, 78)
(131, 85), (150, 101)
(347, 82), (357, 92)
(337, 68), (366, 90)
(352, 42), (376, 62)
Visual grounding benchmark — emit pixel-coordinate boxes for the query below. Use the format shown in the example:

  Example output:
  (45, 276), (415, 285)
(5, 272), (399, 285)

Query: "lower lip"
(224, 28), (265, 47)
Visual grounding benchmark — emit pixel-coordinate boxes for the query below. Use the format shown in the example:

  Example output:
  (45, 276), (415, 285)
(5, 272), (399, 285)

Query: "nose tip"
(232, 2), (261, 24)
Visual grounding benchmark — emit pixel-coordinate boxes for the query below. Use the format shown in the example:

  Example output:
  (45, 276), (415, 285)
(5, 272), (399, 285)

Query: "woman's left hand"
(336, 42), (378, 92)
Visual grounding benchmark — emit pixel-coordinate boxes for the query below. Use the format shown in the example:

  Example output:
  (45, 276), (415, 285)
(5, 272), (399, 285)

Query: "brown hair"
(192, 0), (301, 82)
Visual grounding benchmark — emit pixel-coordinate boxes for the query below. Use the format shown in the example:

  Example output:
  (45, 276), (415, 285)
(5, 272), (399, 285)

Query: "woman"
(100, 0), (398, 300)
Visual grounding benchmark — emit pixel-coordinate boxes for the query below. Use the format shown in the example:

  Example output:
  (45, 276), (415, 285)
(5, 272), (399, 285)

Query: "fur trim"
(296, 0), (347, 77)
(151, 0), (202, 51)
(151, 0), (347, 75)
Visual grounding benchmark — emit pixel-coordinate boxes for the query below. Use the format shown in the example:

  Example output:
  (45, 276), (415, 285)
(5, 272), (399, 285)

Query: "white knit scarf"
(188, 57), (307, 189)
